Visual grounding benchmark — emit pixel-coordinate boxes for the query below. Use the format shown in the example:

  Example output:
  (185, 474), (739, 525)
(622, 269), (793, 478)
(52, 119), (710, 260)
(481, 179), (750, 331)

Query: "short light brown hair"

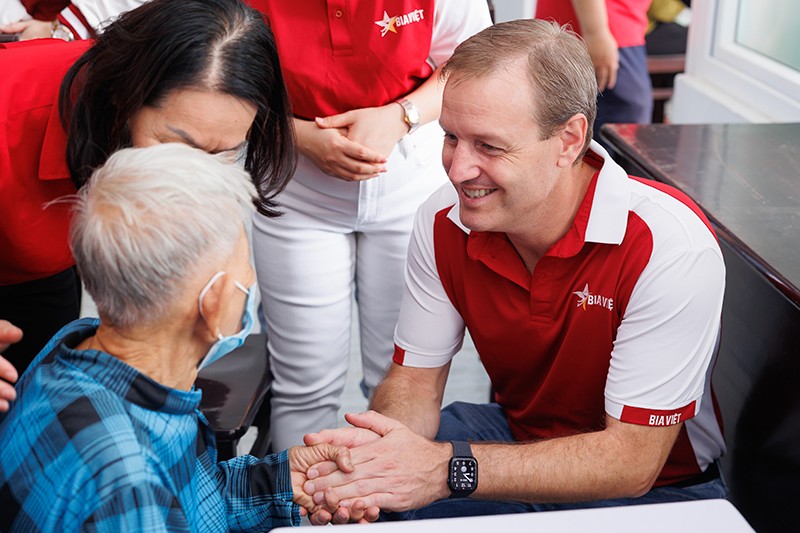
(442, 19), (597, 157)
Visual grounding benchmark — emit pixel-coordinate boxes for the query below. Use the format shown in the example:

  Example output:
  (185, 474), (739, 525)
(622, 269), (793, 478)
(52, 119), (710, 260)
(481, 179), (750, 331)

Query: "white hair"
(70, 143), (257, 328)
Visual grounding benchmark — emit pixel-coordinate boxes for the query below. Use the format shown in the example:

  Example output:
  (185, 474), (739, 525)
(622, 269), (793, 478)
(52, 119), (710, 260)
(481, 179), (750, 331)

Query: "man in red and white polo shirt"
(301, 18), (726, 522)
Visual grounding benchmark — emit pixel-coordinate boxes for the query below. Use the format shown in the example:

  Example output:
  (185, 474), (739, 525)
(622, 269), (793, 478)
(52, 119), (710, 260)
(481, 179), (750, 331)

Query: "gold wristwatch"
(396, 97), (421, 135)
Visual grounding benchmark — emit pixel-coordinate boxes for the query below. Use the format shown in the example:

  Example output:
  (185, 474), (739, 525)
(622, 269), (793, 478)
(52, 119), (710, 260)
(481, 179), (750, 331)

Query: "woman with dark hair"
(0, 0), (295, 375)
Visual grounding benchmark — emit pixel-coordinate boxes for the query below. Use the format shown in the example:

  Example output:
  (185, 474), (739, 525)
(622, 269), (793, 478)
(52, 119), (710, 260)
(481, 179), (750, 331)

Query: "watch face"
(52, 28), (73, 41)
(449, 458), (477, 491)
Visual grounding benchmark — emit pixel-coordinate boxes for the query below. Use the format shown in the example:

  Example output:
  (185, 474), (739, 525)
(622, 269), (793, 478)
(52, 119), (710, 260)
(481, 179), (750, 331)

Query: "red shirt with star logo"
(392, 142), (726, 487)
(249, 0), (475, 119)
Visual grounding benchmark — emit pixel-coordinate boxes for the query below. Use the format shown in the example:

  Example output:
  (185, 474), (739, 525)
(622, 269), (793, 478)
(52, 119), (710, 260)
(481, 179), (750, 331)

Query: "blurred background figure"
(646, 0), (691, 56)
(535, 0), (653, 147)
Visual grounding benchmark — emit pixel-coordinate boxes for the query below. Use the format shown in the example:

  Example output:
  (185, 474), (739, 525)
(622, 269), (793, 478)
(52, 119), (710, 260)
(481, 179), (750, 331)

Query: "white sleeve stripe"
(60, 7), (91, 40)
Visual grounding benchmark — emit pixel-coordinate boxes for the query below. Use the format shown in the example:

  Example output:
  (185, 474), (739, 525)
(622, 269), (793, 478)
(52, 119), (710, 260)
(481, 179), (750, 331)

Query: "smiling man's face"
(440, 60), (570, 239)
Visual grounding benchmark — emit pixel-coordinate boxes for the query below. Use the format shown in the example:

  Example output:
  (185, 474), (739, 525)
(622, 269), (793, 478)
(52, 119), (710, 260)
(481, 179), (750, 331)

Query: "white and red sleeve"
(57, 0), (144, 39)
(429, 0), (492, 67)
(393, 185), (465, 368)
(605, 181), (726, 427)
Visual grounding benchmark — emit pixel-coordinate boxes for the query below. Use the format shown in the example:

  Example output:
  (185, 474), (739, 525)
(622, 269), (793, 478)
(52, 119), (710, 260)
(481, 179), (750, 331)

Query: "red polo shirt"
(21, 0), (68, 20)
(393, 143), (726, 486)
(536, 0), (650, 48)
(248, 0), (436, 118)
(0, 39), (92, 285)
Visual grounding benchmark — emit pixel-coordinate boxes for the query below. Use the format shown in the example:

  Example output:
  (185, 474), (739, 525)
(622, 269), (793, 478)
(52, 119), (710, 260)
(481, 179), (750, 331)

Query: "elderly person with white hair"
(0, 144), (371, 531)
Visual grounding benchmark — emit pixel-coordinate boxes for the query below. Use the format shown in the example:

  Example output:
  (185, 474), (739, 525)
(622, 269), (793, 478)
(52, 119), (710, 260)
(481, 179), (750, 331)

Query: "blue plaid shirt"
(0, 318), (301, 532)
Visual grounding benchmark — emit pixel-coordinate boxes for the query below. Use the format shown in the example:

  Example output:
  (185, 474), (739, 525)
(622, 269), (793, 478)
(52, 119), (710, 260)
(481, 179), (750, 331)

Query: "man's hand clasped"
(298, 410), (451, 525)
(289, 442), (378, 523)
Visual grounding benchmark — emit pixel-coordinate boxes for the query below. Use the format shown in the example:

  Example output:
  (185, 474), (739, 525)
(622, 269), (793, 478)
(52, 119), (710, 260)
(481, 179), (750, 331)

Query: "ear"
(555, 113), (588, 168)
(198, 274), (235, 342)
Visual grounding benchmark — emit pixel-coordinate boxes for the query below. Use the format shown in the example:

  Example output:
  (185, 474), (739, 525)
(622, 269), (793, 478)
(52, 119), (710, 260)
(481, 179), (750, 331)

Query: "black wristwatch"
(448, 441), (478, 498)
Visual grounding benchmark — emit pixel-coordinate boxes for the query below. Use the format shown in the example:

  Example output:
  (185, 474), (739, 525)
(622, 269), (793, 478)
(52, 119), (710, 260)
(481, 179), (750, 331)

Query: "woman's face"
(129, 88), (257, 161)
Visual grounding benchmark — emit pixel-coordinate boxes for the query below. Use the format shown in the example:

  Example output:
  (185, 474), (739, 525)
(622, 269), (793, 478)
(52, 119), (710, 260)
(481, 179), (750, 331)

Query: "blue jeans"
(383, 402), (728, 520)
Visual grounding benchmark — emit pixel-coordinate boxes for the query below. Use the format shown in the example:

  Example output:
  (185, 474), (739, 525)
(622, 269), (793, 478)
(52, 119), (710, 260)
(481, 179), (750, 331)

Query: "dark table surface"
(601, 122), (800, 306)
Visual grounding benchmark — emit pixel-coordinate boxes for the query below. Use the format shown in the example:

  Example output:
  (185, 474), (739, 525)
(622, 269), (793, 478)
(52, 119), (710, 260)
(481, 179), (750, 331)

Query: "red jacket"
(0, 39), (92, 284)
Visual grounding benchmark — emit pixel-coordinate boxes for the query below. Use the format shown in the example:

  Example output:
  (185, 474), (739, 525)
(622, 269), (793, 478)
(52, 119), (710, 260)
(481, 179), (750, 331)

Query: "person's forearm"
(398, 66), (445, 127)
(471, 417), (680, 503)
(218, 449), (300, 528)
(292, 117), (317, 159)
(569, 0), (618, 90)
(304, 414), (681, 512)
(369, 362), (450, 438)
(570, 0), (610, 37)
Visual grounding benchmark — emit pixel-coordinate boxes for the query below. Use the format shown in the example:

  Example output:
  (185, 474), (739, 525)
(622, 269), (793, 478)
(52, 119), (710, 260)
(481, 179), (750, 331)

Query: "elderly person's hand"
(308, 499), (381, 526)
(0, 320), (22, 412)
(290, 442), (380, 524)
(289, 444), (353, 514)
(302, 422), (383, 524)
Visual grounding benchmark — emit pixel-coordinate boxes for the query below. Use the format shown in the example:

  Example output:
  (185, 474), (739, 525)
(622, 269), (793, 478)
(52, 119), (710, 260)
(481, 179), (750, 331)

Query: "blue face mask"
(197, 271), (256, 370)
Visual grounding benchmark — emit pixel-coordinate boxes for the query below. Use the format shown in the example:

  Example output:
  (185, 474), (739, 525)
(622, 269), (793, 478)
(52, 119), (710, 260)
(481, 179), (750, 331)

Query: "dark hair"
(59, 0), (295, 216)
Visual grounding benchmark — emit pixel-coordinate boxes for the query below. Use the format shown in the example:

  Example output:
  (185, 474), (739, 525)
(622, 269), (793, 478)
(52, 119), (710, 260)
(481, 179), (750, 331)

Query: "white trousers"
(253, 122), (448, 450)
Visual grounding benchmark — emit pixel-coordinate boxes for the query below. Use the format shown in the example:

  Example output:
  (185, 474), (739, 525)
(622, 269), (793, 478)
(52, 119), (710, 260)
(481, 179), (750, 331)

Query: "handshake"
(287, 411), (452, 525)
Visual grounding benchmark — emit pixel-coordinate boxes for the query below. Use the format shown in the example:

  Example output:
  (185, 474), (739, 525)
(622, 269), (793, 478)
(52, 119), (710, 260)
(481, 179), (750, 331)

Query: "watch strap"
(448, 440), (477, 498)
(452, 440), (473, 458)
